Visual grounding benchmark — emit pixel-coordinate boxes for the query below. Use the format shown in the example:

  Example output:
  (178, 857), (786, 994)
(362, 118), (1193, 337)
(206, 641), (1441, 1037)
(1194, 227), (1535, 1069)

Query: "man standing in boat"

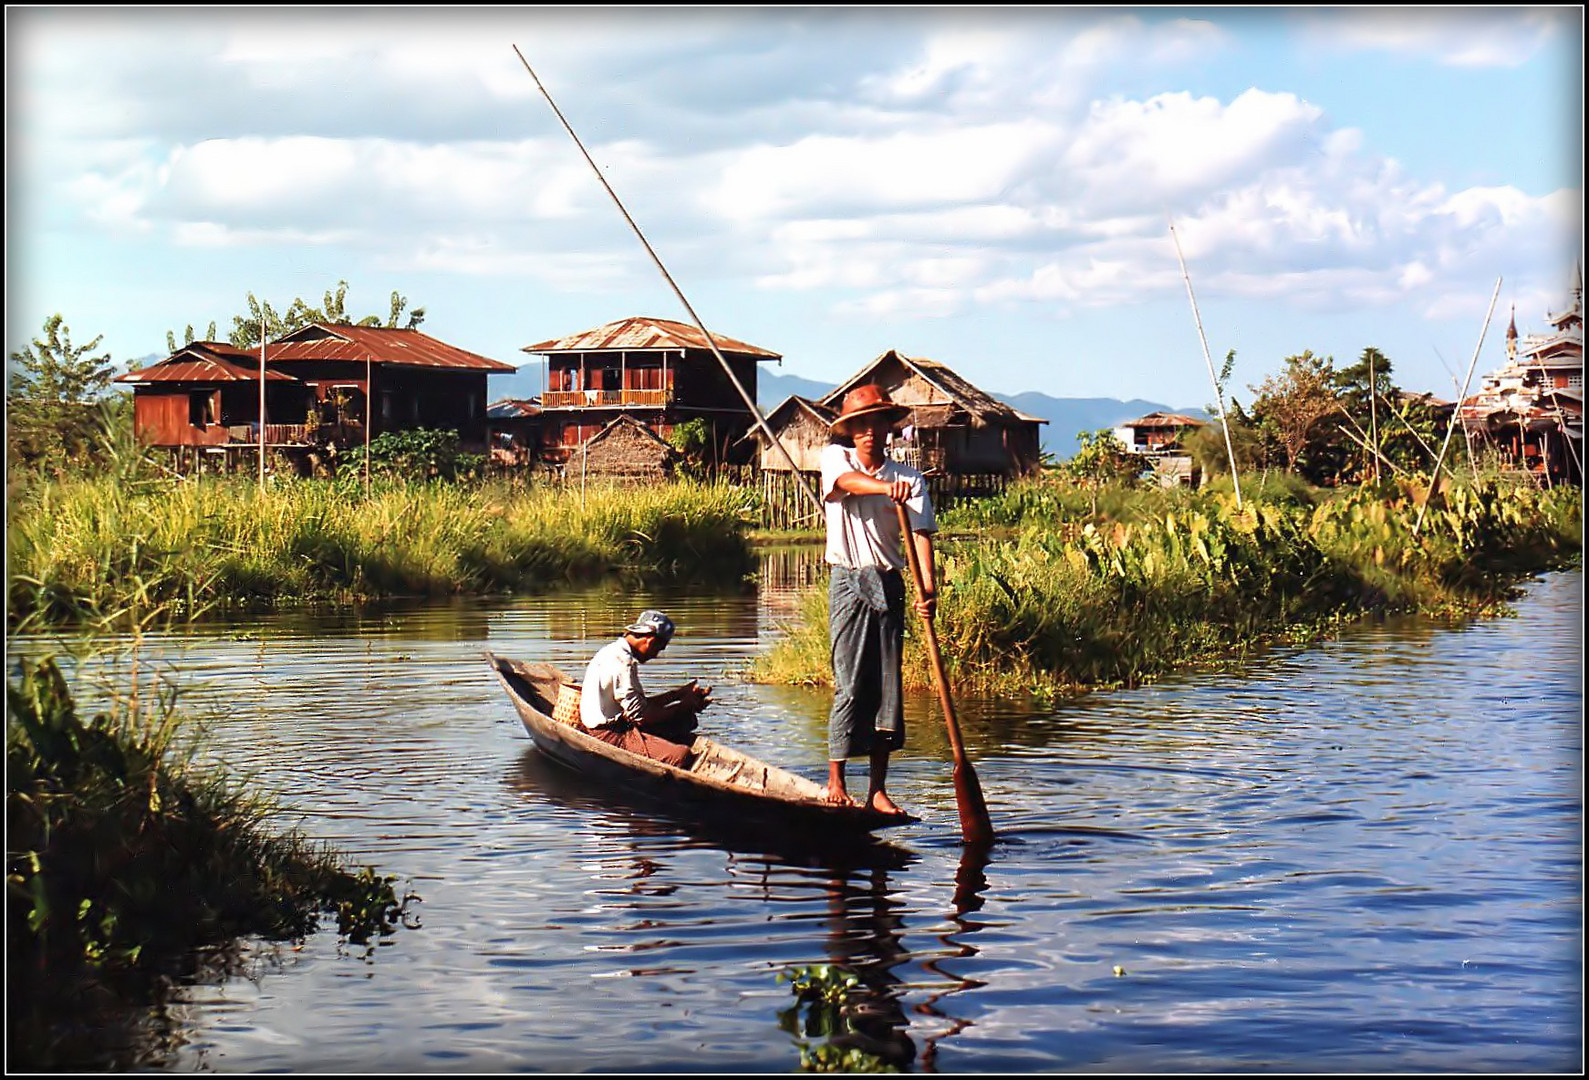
(579, 609), (712, 768)
(820, 384), (936, 817)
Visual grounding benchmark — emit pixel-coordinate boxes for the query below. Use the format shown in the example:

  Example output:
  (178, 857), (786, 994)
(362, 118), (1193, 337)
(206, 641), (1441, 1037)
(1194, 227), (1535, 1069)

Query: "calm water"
(15, 561), (1583, 1073)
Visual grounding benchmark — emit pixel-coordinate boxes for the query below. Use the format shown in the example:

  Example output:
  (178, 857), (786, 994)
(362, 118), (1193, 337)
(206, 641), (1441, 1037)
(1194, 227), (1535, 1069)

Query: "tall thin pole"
(1415, 276), (1501, 537)
(1368, 349), (1380, 484)
(364, 351), (373, 498)
(1168, 218), (1242, 508)
(513, 45), (820, 514)
(258, 317), (267, 492)
(1434, 348), (1480, 479)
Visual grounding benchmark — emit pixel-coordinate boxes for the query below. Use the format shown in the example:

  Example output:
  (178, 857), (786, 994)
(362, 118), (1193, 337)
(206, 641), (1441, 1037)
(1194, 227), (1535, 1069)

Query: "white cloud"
(1302, 7), (1570, 68)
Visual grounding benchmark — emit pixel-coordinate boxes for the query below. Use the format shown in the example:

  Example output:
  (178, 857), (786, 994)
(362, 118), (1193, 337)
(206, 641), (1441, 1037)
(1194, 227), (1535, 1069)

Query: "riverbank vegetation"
(7, 473), (757, 627)
(750, 470), (1581, 700)
(6, 650), (414, 1069)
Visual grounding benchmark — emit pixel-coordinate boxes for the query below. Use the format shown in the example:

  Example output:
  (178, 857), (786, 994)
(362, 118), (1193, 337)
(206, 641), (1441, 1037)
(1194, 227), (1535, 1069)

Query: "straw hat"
(829, 384), (911, 434)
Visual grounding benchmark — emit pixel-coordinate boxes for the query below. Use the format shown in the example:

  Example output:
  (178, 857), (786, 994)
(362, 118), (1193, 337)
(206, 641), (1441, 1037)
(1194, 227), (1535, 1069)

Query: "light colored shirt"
(580, 636), (647, 730)
(819, 442), (936, 571)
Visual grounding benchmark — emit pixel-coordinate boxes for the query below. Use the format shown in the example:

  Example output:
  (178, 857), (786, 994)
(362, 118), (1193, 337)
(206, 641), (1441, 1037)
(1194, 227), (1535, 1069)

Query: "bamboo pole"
(1368, 348), (1380, 484)
(513, 46), (820, 515)
(1433, 347), (1481, 479)
(364, 350), (373, 498)
(1168, 217), (1242, 508)
(258, 316), (267, 493)
(1415, 276), (1501, 537)
(1338, 422), (1407, 478)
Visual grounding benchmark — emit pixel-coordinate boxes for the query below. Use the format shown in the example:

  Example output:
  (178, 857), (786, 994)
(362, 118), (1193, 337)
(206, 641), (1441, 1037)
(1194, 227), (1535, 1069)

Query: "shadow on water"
(506, 750), (917, 873)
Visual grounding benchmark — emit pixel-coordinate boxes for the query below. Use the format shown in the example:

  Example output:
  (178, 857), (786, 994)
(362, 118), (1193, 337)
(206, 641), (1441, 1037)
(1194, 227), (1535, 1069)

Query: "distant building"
(820, 349), (1046, 478)
(486, 398), (544, 467)
(1457, 265), (1583, 485)
(522, 316), (779, 472)
(115, 324), (516, 473)
(1112, 411), (1207, 488)
(741, 395), (837, 474)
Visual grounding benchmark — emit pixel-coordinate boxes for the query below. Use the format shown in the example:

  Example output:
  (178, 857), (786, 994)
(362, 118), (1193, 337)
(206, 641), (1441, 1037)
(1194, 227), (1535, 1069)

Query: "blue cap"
(624, 609), (676, 642)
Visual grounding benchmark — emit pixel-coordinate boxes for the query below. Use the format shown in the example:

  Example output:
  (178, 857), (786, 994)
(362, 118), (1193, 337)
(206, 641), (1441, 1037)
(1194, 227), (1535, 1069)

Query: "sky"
(5, 6), (1583, 410)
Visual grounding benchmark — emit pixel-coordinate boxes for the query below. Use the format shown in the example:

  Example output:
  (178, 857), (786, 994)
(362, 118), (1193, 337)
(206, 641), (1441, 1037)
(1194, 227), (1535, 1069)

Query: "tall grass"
(754, 474), (1581, 700)
(7, 475), (758, 626)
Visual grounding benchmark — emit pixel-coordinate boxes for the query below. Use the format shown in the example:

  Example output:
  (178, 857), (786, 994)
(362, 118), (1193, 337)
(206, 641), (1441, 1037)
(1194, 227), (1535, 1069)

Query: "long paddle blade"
(952, 757), (995, 847)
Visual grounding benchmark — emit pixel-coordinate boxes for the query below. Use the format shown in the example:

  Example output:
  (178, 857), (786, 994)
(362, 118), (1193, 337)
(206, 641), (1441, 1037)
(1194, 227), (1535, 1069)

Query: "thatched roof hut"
(739, 395), (836, 473)
(576, 414), (679, 480)
(820, 349), (1046, 476)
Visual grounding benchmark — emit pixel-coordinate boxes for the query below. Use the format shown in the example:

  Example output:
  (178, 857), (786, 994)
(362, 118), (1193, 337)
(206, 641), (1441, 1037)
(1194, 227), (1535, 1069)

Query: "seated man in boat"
(579, 609), (712, 769)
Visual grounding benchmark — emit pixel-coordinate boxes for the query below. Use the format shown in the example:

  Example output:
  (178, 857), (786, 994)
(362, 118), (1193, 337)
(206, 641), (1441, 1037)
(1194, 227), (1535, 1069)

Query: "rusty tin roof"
(116, 342), (299, 384)
(522, 316), (781, 360)
(269, 324), (517, 372)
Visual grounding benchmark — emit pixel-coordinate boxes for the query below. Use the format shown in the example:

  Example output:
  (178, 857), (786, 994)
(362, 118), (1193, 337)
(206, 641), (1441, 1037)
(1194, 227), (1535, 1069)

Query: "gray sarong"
(828, 565), (907, 761)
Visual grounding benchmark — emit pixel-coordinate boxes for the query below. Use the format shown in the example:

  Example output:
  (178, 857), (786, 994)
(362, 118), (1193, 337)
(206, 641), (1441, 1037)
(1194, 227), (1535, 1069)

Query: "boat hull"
(486, 653), (913, 835)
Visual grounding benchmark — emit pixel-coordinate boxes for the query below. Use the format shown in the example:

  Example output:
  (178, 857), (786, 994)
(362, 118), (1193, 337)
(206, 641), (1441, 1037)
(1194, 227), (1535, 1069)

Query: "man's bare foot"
(867, 790), (906, 816)
(822, 784), (859, 807)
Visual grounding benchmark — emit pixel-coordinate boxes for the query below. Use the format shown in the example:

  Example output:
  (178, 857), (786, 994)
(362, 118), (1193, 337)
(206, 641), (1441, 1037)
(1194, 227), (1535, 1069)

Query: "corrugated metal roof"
(1122, 412), (1206, 428)
(115, 343), (299, 384)
(522, 316), (781, 360)
(488, 398), (543, 419)
(269, 324), (517, 372)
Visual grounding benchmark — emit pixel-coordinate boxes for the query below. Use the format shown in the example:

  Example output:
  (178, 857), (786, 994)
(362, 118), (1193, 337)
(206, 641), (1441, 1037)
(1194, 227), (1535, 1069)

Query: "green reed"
(7, 474), (758, 626)
(754, 474), (1581, 700)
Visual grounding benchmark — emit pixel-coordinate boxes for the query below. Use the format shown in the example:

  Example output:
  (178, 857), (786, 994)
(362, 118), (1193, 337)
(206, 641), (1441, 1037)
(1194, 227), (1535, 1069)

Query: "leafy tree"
(1249, 350), (1340, 478)
(1329, 347), (1397, 483)
(166, 321), (219, 353)
(6, 315), (123, 472)
(1188, 348), (1265, 477)
(1183, 396), (1265, 478)
(222, 281), (426, 349)
(667, 417), (712, 480)
(1063, 428), (1140, 487)
(338, 427), (482, 482)
(8, 314), (116, 406)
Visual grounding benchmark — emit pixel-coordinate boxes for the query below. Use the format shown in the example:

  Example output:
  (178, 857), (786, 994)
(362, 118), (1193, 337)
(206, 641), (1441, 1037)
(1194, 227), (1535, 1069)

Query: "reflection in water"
(806, 862), (918, 1070)
(511, 747), (930, 1070)
(915, 841), (994, 1073)
(506, 751), (915, 872)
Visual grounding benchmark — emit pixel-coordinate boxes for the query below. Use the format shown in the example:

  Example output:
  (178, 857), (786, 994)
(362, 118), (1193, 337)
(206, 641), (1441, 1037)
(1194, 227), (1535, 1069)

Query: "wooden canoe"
(485, 652), (915, 834)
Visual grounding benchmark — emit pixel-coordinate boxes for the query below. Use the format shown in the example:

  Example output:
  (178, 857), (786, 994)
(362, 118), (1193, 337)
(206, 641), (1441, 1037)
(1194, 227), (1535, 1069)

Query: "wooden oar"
(896, 503), (995, 846)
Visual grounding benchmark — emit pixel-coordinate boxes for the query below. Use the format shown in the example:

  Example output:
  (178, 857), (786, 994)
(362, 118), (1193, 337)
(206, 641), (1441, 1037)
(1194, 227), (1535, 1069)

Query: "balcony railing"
(226, 422), (367, 446)
(542, 389), (671, 409)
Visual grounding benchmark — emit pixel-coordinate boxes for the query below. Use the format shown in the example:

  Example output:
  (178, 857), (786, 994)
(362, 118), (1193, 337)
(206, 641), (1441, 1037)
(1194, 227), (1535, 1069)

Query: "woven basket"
(552, 682), (582, 727)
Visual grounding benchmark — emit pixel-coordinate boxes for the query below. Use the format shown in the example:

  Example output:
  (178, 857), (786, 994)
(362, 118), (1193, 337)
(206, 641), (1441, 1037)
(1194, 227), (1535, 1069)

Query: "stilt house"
(521, 316), (780, 471)
(821, 350), (1046, 479)
(1113, 411), (1207, 488)
(115, 324), (516, 473)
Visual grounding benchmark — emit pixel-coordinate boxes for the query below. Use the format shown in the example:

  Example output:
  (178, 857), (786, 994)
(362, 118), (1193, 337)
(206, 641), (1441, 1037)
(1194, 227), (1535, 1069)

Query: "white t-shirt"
(580, 636), (646, 730)
(819, 442), (936, 571)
